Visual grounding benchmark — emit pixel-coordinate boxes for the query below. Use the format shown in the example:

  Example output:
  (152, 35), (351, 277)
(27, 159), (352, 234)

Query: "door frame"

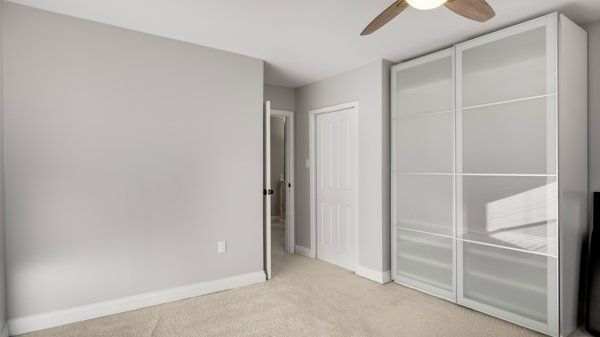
(308, 101), (359, 271)
(270, 109), (295, 254)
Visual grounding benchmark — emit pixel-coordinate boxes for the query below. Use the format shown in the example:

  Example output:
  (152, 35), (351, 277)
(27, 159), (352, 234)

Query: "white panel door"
(316, 107), (357, 271)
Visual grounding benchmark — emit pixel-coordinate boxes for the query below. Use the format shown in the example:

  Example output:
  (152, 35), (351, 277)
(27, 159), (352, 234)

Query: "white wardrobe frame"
(390, 13), (587, 337)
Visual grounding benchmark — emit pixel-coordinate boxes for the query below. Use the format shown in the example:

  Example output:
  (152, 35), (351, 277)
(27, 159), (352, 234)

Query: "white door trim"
(309, 101), (359, 271)
(270, 109), (295, 254)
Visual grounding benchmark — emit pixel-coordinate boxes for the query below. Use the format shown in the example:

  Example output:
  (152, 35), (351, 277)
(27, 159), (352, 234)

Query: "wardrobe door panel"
(459, 22), (555, 108)
(458, 241), (558, 335)
(456, 14), (559, 336)
(394, 112), (454, 173)
(391, 48), (455, 301)
(395, 174), (453, 236)
(396, 229), (454, 300)
(393, 55), (453, 117)
(459, 175), (558, 256)
(461, 96), (556, 175)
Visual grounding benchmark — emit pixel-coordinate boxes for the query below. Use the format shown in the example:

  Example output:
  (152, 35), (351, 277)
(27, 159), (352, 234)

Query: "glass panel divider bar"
(460, 173), (557, 177)
(393, 172), (453, 175)
(460, 93), (556, 111)
(395, 226), (454, 239)
(392, 109), (454, 121)
(456, 237), (558, 258)
(393, 172), (557, 177)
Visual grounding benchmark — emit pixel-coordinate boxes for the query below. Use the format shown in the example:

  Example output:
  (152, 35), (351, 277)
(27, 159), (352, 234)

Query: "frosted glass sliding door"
(391, 12), (586, 337)
(391, 49), (455, 300)
(456, 16), (558, 336)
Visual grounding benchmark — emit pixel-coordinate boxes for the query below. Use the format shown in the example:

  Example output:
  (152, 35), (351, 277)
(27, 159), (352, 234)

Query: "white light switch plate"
(218, 241), (227, 253)
(305, 159), (310, 168)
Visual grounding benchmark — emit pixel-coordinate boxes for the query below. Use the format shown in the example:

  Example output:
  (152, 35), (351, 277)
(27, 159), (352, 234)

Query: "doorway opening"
(264, 105), (295, 280)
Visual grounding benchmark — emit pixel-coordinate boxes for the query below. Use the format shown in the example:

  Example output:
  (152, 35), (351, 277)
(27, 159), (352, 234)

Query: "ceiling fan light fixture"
(361, 0), (494, 36)
(406, 0), (448, 10)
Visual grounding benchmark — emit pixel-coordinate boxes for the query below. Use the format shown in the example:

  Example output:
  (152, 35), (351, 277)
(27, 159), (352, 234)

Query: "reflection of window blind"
(489, 223), (558, 255)
(485, 182), (557, 232)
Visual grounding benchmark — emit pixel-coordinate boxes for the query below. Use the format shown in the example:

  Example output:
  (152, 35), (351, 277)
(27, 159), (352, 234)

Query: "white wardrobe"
(391, 13), (587, 337)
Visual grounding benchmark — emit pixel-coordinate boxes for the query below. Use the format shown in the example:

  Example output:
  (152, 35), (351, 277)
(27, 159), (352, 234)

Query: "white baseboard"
(354, 265), (392, 284)
(8, 271), (266, 336)
(294, 244), (312, 258)
(1, 323), (8, 337)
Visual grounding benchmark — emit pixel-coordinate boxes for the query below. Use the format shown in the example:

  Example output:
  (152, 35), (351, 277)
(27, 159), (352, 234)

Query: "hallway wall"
(270, 117), (286, 216)
(264, 84), (295, 111)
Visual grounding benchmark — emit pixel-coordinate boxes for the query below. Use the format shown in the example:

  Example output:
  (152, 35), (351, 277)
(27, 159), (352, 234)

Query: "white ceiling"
(7, 0), (600, 88)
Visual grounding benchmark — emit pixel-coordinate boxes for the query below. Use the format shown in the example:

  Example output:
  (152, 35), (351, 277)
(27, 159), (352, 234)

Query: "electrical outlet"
(218, 241), (227, 253)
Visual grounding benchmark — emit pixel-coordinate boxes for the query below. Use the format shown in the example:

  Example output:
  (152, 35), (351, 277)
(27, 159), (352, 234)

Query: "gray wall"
(295, 60), (392, 273)
(264, 84), (295, 111)
(270, 116), (285, 216)
(589, 21), (600, 201)
(4, 3), (264, 319)
(0, 0), (7, 332)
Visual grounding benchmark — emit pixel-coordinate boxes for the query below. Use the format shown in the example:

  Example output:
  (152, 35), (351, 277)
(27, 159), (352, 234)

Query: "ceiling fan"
(361, 0), (495, 35)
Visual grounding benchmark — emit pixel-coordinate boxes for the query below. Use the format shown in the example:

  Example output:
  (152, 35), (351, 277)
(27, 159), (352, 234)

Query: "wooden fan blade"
(361, 0), (409, 36)
(444, 0), (495, 22)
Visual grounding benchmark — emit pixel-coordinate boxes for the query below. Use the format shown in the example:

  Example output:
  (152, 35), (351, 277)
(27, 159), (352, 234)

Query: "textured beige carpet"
(18, 222), (543, 337)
